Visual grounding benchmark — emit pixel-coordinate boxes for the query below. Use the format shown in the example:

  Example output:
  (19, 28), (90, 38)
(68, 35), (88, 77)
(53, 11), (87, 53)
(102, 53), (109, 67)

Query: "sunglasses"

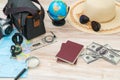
(79, 15), (101, 32)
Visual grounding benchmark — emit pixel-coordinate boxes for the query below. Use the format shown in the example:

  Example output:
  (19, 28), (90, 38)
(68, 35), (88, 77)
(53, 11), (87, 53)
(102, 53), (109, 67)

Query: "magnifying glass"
(15, 56), (40, 80)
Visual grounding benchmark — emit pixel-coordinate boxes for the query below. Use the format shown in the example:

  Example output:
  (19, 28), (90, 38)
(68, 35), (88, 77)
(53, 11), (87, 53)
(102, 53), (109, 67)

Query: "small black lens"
(5, 25), (13, 35)
(79, 15), (90, 24)
(91, 21), (101, 32)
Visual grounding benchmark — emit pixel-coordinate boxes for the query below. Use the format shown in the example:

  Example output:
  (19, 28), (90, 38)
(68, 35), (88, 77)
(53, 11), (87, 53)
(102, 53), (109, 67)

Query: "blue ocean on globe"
(48, 0), (68, 21)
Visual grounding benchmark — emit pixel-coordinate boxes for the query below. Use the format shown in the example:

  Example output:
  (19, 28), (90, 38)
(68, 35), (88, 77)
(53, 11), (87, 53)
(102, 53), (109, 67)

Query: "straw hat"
(67, 0), (120, 34)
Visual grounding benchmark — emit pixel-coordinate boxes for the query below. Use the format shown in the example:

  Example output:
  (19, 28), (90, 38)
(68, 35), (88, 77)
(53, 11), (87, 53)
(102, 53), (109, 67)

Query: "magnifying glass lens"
(26, 57), (40, 68)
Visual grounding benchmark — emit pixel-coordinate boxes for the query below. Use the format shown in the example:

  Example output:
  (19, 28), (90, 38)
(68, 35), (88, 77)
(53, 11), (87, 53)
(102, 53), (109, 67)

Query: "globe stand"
(52, 19), (65, 26)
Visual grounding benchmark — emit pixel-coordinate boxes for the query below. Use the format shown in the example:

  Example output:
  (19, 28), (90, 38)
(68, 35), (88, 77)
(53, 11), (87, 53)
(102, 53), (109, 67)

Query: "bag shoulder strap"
(4, 7), (37, 16)
(31, 0), (45, 19)
(3, 0), (45, 19)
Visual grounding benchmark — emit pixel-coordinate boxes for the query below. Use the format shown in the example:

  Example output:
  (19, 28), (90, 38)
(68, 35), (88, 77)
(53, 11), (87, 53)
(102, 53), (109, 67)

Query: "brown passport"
(56, 41), (84, 64)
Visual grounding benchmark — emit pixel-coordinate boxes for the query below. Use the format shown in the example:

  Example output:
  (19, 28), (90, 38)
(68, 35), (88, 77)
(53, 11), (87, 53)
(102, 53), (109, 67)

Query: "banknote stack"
(81, 42), (120, 65)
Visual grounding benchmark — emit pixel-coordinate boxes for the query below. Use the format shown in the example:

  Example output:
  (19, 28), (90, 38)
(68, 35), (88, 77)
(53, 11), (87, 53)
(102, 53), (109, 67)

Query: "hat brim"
(67, 0), (120, 34)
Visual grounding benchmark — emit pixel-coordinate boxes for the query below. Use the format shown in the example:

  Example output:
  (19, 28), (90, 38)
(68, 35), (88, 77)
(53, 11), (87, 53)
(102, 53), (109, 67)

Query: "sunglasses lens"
(91, 21), (101, 32)
(79, 15), (89, 24)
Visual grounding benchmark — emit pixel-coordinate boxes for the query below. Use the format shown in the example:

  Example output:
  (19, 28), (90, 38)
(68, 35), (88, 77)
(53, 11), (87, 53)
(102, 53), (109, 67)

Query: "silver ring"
(44, 35), (54, 43)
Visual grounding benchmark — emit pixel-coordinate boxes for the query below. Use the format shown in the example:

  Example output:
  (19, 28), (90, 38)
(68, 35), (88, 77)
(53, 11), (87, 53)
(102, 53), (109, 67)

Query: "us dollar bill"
(100, 49), (120, 65)
(82, 54), (99, 64)
(97, 46), (108, 56)
(87, 42), (103, 52)
(96, 44), (120, 65)
(86, 42), (104, 57)
(80, 49), (93, 55)
(104, 44), (120, 56)
(112, 49), (120, 56)
(82, 42), (120, 65)
(81, 49), (99, 64)
(83, 49), (100, 57)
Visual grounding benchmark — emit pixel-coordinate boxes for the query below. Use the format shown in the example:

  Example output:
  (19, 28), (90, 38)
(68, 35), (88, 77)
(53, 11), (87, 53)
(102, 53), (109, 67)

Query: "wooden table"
(0, 0), (120, 80)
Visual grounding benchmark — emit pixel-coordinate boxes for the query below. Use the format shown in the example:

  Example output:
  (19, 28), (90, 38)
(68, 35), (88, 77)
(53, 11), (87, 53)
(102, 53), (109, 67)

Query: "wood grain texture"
(0, 0), (120, 80)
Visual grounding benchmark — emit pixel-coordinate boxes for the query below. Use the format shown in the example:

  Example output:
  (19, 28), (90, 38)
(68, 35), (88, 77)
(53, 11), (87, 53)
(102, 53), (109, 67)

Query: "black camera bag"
(3, 0), (46, 40)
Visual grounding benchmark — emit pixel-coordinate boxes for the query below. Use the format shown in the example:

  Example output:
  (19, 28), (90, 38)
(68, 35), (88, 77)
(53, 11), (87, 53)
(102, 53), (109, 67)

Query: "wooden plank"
(0, 0), (120, 80)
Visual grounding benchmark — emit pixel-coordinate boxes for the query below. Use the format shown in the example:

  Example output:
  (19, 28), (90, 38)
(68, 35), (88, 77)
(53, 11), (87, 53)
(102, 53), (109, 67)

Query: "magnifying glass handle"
(15, 68), (27, 80)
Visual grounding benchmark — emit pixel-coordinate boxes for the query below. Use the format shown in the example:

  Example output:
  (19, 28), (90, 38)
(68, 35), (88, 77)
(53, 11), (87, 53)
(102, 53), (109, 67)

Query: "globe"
(48, 0), (68, 21)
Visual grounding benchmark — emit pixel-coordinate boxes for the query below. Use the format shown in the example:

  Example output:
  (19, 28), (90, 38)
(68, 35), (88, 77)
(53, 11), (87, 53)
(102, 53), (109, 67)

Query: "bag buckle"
(33, 13), (40, 20)
(33, 13), (40, 27)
